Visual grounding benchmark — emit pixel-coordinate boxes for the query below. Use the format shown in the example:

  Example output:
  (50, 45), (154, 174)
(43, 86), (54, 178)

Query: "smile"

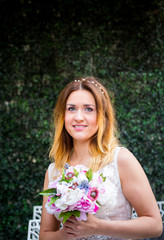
(73, 125), (87, 128)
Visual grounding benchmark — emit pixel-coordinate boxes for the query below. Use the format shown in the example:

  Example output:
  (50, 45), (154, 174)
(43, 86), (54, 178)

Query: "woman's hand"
(62, 214), (98, 239)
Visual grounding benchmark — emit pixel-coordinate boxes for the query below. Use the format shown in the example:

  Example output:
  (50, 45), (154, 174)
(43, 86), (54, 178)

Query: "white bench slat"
(33, 206), (42, 220)
(27, 220), (40, 240)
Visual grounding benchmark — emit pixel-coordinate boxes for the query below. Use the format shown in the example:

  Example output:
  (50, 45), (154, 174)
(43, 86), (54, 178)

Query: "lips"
(73, 125), (87, 128)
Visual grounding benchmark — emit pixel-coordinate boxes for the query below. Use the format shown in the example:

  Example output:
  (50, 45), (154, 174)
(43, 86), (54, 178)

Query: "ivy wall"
(0, 0), (163, 239)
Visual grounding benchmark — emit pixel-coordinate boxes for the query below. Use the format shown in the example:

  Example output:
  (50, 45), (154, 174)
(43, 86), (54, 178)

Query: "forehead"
(66, 89), (96, 105)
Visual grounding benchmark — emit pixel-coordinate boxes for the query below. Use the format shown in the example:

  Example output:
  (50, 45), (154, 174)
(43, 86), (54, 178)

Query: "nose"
(74, 109), (84, 121)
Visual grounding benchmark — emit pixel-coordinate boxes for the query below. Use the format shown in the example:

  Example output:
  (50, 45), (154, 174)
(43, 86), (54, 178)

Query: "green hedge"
(0, 1), (164, 239)
(1, 70), (163, 239)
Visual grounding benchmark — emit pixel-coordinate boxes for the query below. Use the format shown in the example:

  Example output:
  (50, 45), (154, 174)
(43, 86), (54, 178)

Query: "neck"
(70, 141), (92, 167)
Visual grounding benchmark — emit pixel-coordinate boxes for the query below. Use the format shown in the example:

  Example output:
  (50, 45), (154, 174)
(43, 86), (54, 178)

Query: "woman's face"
(65, 89), (98, 143)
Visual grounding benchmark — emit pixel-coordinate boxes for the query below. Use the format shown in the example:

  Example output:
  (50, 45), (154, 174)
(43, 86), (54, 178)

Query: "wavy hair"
(49, 76), (119, 173)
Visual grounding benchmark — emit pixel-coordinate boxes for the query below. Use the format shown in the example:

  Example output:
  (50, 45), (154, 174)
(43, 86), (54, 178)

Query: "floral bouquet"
(39, 164), (110, 223)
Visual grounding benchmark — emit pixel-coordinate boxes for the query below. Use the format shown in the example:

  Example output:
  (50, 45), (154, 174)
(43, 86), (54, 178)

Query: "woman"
(39, 77), (162, 240)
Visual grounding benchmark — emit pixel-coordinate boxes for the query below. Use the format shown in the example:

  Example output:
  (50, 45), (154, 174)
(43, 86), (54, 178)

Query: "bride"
(39, 77), (162, 240)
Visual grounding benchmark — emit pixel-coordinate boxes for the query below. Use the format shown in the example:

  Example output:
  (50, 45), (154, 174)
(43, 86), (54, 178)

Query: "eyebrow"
(66, 104), (96, 107)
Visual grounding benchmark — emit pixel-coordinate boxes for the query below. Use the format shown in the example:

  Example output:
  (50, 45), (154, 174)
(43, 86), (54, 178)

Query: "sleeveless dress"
(48, 147), (132, 240)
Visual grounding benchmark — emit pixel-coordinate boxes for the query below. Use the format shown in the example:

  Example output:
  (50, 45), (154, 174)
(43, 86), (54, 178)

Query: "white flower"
(56, 182), (68, 195)
(55, 198), (68, 210)
(55, 188), (83, 210)
(65, 188), (83, 205)
(76, 173), (88, 184)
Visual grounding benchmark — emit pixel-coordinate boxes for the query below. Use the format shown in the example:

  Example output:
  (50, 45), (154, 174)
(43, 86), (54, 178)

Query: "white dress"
(48, 147), (132, 240)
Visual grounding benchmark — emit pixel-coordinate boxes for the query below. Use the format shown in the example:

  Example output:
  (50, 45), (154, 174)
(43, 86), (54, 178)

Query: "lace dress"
(48, 147), (132, 240)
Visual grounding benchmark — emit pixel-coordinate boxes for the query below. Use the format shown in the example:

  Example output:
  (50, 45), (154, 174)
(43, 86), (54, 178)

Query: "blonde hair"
(49, 76), (119, 173)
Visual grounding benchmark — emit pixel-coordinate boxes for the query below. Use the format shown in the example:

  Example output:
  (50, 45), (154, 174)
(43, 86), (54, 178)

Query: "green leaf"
(96, 200), (101, 206)
(48, 196), (60, 206)
(59, 210), (81, 223)
(61, 169), (66, 180)
(86, 168), (93, 181)
(100, 173), (106, 182)
(59, 177), (73, 183)
(74, 168), (79, 177)
(39, 188), (57, 196)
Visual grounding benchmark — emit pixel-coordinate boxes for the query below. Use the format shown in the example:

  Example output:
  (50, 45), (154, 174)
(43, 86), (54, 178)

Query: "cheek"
(94, 123), (99, 134)
(89, 115), (98, 131)
(64, 113), (73, 131)
(91, 113), (98, 125)
(93, 115), (99, 131)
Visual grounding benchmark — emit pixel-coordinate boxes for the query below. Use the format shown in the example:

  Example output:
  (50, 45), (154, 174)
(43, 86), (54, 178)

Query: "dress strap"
(113, 146), (122, 187)
(113, 146), (121, 163)
(48, 163), (55, 182)
(48, 162), (60, 182)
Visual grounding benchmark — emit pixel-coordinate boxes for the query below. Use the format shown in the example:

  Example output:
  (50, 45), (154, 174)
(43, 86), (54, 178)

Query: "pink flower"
(94, 204), (99, 212)
(75, 197), (97, 213)
(87, 187), (99, 201)
(76, 198), (92, 211)
(65, 172), (74, 179)
(45, 197), (60, 214)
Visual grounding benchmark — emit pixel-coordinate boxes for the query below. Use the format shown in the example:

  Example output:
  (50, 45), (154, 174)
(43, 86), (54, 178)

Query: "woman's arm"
(39, 170), (78, 240)
(95, 148), (163, 239)
(63, 148), (163, 239)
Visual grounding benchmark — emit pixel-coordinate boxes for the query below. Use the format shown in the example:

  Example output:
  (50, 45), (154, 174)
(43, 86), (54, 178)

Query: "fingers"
(63, 216), (92, 239)
(64, 217), (76, 227)
(67, 216), (77, 223)
(63, 217), (79, 236)
(61, 227), (77, 240)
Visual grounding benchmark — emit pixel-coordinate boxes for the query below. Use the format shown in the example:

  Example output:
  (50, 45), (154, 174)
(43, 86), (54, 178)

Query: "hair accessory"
(74, 79), (104, 94)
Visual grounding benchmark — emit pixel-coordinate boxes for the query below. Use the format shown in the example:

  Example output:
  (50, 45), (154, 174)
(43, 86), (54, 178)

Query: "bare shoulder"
(117, 147), (149, 191)
(117, 147), (142, 171)
(117, 147), (137, 162)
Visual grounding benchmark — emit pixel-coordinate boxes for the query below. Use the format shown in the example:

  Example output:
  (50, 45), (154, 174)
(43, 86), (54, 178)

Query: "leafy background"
(0, 0), (164, 239)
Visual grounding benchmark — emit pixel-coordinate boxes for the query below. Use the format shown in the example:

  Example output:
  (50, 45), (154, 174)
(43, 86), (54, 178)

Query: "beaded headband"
(74, 78), (105, 94)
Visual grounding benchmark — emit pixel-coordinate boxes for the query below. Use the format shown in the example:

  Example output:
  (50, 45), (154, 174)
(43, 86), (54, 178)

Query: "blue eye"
(68, 107), (76, 111)
(85, 107), (93, 112)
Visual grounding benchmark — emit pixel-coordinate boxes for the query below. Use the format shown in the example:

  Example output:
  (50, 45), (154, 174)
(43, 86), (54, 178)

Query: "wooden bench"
(27, 201), (164, 240)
